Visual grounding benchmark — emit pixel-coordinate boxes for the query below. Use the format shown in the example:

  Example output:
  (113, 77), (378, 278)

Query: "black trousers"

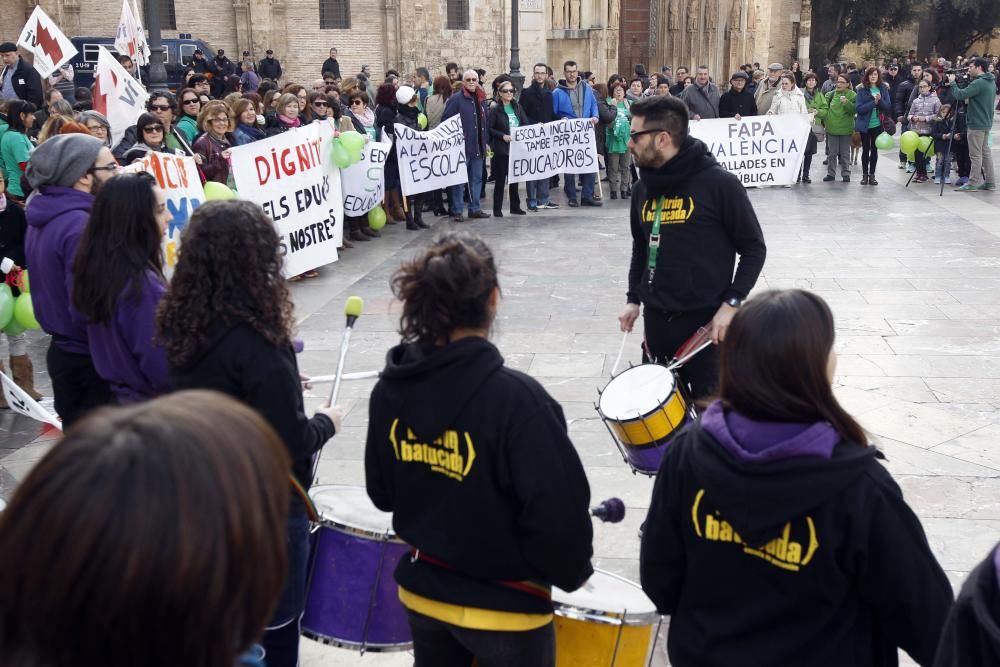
(641, 306), (720, 401)
(859, 126), (883, 175)
(408, 610), (555, 667)
(46, 339), (113, 429)
(491, 154), (521, 213)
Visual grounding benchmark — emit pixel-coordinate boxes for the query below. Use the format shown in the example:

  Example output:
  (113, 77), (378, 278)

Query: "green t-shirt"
(504, 103), (519, 129)
(868, 87), (881, 129)
(0, 131), (32, 197)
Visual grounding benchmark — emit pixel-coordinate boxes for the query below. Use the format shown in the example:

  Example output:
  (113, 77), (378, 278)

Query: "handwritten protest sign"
(122, 152), (204, 278)
(16, 5), (77, 79)
(508, 118), (599, 184)
(340, 140), (391, 216)
(395, 115), (468, 196)
(1, 371), (61, 430)
(231, 125), (343, 276)
(688, 115), (811, 186)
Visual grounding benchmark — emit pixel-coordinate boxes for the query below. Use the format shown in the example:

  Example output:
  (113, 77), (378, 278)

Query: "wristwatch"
(724, 296), (742, 308)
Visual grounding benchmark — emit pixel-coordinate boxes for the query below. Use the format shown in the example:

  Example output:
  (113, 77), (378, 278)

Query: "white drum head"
(599, 365), (676, 419)
(309, 484), (395, 536)
(0, 498), (5, 512)
(553, 569), (658, 619)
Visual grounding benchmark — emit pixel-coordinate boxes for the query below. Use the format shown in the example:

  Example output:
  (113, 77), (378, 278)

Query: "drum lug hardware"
(410, 548), (419, 564)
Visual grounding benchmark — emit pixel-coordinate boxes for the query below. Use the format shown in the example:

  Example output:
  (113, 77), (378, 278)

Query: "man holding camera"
(949, 58), (995, 192)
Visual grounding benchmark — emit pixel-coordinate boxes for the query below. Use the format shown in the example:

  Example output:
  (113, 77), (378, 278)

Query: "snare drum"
(553, 569), (662, 667)
(596, 364), (694, 475)
(301, 485), (411, 652)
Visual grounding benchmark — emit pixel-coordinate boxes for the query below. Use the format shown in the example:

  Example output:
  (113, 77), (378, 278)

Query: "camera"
(945, 67), (972, 88)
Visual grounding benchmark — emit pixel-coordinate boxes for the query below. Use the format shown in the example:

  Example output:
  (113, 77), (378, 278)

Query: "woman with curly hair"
(156, 200), (342, 667)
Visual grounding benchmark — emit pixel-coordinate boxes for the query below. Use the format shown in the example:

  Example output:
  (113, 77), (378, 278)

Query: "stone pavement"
(2, 135), (1000, 666)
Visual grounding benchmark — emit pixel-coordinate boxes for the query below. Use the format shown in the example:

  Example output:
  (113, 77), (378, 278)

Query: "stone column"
(798, 0), (811, 71)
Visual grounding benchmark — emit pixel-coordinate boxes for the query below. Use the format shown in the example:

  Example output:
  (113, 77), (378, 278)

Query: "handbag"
(811, 120), (826, 142)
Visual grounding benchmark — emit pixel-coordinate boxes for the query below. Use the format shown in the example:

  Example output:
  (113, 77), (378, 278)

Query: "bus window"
(180, 44), (195, 66)
(83, 44), (102, 62)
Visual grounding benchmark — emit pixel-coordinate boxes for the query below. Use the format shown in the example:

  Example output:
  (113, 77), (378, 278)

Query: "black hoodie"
(641, 422), (953, 667)
(365, 337), (593, 616)
(933, 546), (1000, 666)
(627, 136), (766, 313)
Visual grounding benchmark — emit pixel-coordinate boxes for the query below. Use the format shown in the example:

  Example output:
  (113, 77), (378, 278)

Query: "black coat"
(487, 100), (527, 155)
(0, 58), (43, 107)
(258, 57), (283, 80)
(0, 201), (27, 268)
(518, 81), (551, 125)
(719, 87), (759, 118)
(321, 57), (341, 79)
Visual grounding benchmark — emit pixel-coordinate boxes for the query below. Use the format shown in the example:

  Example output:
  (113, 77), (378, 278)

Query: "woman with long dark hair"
(487, 80), (527, 216)
(375, 82), (406, 223)
(640, 289), (952, 667)
(365, 232), (593, 667)
(0, 100), (36, 204)
(156, 200), (342, 667)
(0, 391), (291, 667)
(854, 66), (893, 186)
(175, 87), (202, 144)
(72, 173), (171, 403)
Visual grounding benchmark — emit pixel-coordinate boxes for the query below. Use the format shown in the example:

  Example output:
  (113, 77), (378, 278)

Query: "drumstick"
(305, 370), (381, 385)
(610, 330), (629, 376)
(667, 340), (714, 371)
(326, 296), (364, 408)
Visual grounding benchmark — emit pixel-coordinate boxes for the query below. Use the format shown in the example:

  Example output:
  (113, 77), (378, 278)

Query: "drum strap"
(647, 196), (665, 285)
(409, 548), (552, 602)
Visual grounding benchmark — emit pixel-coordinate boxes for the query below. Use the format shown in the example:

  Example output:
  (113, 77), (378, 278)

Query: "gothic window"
(447, 0), (469, 30)
(158, 0), (176, 30)
(319, 0), (351, 29)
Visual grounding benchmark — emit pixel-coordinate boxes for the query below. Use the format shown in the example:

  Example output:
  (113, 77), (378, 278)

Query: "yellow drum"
(553, 569), (661, 667)
(597, 364), (692, 475)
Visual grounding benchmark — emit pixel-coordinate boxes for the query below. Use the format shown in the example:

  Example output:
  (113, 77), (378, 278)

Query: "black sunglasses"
(142, 125), (164, 132)
(182, 98), (199, 104)
(500, 88), (514, 93)
(149, 104), (171, 111)
(313, 101), (328, 107)
(629, 128), (668, 141)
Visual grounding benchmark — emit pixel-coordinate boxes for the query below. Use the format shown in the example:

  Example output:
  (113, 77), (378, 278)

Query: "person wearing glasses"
(618, 96), (765, 401)
(174, 87), (202, 144)
(24, 134), (119, 426)
(304, 91), (329, 124)
(193, 101), (237, 185)
(442, 70), (491, 221)
(112, 91), (195, 164)
(552, 60), (602, 207)
(487, 82), (528, 217)
(121, 113), (175, 165)
(77, 110), (112, 148)
(344, 90), (378, 140)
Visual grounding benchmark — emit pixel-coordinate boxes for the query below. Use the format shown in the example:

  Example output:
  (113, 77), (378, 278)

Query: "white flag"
(94, 46), (150, 146)
(0, 372), (62, 431)
(16, 5), (78, 79)
(116, 0), (149, 67)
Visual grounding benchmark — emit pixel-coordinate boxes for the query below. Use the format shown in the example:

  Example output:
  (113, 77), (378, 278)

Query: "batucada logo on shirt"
(389, 418), (476, 482)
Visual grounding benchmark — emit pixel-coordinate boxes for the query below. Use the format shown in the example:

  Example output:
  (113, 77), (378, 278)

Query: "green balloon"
(899, 131), (919, 160)
(418, 113), (428, 130)
(3, 318), (26, 336)
(875, 132), (895, 151)
(203, 181), (236, 200)
(917, 135), (934, 155)
(331, 140), (352, 169)
(0, 284), (13, 329)
(339, 130), (366, 153)
(14, 293), (40, 330)
(368, 205), (387, 230)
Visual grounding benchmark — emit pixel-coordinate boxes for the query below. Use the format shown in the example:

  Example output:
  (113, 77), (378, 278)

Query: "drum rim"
(301, 628), (413, 652)
(309, 484), (402, 542)
(597, 364), (687, 424)
(553, 569), (661, 626)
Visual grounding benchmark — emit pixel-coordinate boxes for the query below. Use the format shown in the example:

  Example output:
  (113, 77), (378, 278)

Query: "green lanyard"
(647, 196), (665, 285)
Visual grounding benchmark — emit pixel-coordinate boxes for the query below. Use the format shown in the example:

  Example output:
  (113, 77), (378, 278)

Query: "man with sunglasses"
(112, 91), (195, 164)
(618, 96), (765, 400)
(24, 134), (119, 426)
(442, 69), (491, 221)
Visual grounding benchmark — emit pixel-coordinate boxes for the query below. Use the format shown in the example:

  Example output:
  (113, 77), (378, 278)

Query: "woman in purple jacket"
(71, 172), (172, 402)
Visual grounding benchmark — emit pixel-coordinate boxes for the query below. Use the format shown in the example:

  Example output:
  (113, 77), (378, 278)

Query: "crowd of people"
(1, 36), (1000, 667)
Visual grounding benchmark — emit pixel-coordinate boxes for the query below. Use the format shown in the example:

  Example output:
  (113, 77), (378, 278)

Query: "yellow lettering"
(705, 514), (720, 540)
(402, 442), (413, 461)
(719, 521), (733, 542)
(786, 542), (802, 564)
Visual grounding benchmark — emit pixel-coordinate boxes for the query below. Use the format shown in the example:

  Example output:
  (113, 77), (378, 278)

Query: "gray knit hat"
(26, 134), (104, 189)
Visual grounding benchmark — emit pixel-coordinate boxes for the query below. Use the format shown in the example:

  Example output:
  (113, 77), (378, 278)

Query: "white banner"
(16, 5), (78, 79)
(116, 0), (150, 67)
(0, 372), (62, 430)
(395, 114), (468, 196)
(341, 140), (391, 217)
(230, 125), (344, 277)
(508, 118), (599, 184)
(688, 115), (811, 187)
(93, 46), (149, 146)
(122, 152), (204, 278)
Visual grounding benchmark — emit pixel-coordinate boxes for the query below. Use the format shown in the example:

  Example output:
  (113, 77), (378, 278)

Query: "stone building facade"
(2, 0), (813, 90)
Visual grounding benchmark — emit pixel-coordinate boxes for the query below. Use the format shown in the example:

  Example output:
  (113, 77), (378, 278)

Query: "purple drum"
(302, 485), (412, 652)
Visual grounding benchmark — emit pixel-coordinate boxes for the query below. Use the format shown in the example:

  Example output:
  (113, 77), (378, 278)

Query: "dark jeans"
(491, 154), (521, 213)
(859, 126), (883, 175)
(408, 610), (555, 667)
(46, 339), (113, 429)
(954, 142), (971, 178)
(641, 306), (720, 401)
(915, 144), (930, 176)
(262, 504), (310, 667)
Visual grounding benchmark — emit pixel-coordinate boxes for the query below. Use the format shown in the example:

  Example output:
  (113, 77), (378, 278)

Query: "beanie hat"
(395, 85), (416, 106)
(730, 71), (749, 82)
(25, 134), (104, 189)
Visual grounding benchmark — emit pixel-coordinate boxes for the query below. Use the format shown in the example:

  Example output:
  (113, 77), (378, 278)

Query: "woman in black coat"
(487, 83), (528, 217)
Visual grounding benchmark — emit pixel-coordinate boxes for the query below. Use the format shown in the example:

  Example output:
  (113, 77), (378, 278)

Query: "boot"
(860, 173), (869, 185)
(509, 185), (525, 215)
(405, 198), (420, 230)
(413, 199), (430, 229)
(386, 191), (405, 223)
(349, 218), (371, 242)
(10, 354), (41, 401)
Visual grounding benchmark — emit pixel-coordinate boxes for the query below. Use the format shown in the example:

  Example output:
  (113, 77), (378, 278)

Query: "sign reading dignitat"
(618, 96), (766, 401)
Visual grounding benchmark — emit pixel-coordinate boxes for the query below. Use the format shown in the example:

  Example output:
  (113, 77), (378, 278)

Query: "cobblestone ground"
(2, 134), (999, 665)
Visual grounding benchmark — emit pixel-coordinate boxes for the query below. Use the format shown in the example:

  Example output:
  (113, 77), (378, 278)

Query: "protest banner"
(16, 5), (78, 79)
(687, 115), (811, 187)
(230, 125), (344, 276)
(115, 0), (150, 67)
(122, 152), (204, 278)
(340, 140), (392, 216)
(1, 371), (62, 430)
(93, 46), (149, 146)
(508, 118), (599, 184)
(395, 115), (468, 196)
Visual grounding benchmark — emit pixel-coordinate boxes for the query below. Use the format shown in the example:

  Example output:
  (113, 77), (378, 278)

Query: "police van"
(70, 35), (214, 91)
